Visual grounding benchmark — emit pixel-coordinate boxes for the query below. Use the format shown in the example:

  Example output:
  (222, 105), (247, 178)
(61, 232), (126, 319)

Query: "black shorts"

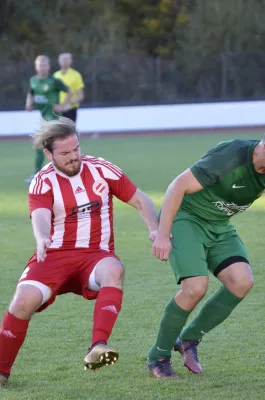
(63, 108), (77, 122)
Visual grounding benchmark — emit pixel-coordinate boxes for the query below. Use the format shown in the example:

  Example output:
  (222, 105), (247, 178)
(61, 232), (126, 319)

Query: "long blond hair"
(32, 117), (79, 151)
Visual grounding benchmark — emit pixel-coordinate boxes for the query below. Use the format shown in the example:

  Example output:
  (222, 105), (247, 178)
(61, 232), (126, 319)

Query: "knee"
(182, 280), (208, 302)
(9, 285), (43, 319)
(108, 263), (124, 284)
(230, 275), (254, 297)
(101, 262), (124, 289)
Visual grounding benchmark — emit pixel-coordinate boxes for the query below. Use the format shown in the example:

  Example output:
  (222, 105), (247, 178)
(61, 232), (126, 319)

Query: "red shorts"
(18, 249), (120, 312)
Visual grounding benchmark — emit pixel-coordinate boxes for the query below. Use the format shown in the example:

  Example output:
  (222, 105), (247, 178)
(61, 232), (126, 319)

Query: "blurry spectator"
(25, 55), (72, 183)
(54, 53), (85, 122)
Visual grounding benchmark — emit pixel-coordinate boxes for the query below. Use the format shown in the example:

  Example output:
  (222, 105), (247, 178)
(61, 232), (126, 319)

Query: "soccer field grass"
(1, 132), (265, 400)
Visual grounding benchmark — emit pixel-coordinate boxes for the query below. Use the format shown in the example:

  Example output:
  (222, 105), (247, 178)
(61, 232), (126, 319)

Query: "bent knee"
(182, 277), (208, 301)
(9, 284), (45, 318)
(229, 275), (254, 297)
(107, 263), (124, 282)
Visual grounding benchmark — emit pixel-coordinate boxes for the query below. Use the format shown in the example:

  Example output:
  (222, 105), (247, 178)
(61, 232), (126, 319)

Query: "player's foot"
(174, 338), (202, 374)
(24, 175), (34, 184)
(84, 341), (119, 371)
(148, 357), (179, 379)
(0, 372), (9, 387)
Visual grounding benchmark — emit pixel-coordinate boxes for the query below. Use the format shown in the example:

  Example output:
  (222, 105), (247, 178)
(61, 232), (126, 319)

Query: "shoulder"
(71, 68), (82, 77)
(209, 139), (252, 163)
(215, 139), (250, 151)
(29, 163), (55, 194)
(53, 70), (61, 78)
(30, 75), (37, 83)
(50, 75), (59, 83)
(82, 155), (122, 180)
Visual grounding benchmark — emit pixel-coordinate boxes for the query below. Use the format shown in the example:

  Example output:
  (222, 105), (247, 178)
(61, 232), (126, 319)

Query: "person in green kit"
(24, 55), (73, 183)
(148, 138), (265, 379)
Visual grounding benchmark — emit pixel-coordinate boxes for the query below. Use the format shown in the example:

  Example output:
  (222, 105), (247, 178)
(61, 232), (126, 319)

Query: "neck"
(253, 142), (265, 173)
(38, 73), (48, 80)
(61, 67), (69, 73)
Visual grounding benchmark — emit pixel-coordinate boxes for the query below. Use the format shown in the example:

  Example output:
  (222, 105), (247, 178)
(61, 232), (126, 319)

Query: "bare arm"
(31, 208), (52, 262)
(127, 189), (159, 239)
(153, 169), (203, 261)
(25, 92), (34, 111)
(73, 89), (84, 104)
(62, 89), (74, 106)
(53, 89), (74, 113)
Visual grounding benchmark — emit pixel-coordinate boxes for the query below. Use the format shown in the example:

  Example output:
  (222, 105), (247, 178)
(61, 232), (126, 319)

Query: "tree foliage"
(1, 0), (265, 107)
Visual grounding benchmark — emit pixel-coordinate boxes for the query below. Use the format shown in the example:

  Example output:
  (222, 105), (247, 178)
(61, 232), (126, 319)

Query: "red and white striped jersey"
(28, 155), (137, 251)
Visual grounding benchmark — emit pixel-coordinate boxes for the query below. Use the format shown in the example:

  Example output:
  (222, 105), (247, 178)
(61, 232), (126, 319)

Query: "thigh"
(68, 251), (121, 300)
(169, 218), (208, 284)
(18, 250), (77, 311)
(217, 262), (253, 288)
(207, 231), (249, 277)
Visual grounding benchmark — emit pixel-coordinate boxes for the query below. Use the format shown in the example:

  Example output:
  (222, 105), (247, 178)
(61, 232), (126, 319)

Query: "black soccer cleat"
(174, 337), (202, 374)
(148, 357), (179, 379)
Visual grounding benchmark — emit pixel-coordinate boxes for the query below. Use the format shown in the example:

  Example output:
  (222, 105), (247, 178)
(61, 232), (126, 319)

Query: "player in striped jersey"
(0, 117), (159, 387)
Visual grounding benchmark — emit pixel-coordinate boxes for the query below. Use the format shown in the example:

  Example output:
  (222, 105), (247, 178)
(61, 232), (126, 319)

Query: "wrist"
(157, 228), (171, 238)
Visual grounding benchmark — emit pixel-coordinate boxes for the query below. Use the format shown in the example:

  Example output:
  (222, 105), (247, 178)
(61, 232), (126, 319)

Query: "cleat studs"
(114, 357), (117, 361)
(105, 353), (109, 357)
(111, 361), (115, 365)
(84, 366), (88, 370)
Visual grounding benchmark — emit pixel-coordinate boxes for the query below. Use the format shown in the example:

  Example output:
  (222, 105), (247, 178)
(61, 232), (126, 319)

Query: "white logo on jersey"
(93, 179), (107, 197)
(43, 84), (49, 92)
(212, 201), (251, 216)
(34, 94), (48, 104)
(232, 184), (245, 189)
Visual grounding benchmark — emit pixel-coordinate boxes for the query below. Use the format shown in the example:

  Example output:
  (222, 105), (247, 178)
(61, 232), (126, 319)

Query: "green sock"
(180, 285), (243, 341)
(35, 149), (44, 173)
(148, 298), (191, 362)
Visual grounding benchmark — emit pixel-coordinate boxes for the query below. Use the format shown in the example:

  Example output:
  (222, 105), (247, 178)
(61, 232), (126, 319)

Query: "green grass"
(1, 132), (265, 400)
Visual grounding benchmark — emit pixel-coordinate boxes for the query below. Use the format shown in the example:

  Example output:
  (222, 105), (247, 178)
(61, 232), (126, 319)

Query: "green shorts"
(169, 213), (248, 284)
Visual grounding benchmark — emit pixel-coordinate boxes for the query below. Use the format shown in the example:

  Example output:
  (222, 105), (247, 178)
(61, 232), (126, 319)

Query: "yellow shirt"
(53, 68), (85, 109)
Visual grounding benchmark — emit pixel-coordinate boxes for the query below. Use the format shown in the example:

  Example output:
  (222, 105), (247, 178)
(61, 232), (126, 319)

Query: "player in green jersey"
(25, 55), (73, 183)
(148, 138), (265, 379)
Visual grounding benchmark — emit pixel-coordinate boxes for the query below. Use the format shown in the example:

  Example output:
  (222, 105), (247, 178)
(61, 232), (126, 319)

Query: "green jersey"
(179, 140), (265, 232)
(29, 75), (69, 120)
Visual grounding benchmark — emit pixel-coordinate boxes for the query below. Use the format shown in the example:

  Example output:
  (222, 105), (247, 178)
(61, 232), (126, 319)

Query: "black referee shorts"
(63, 108), (77, 123)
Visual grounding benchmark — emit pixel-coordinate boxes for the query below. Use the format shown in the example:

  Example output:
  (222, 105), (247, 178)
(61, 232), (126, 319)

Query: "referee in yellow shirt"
(54, 53), (85, 122)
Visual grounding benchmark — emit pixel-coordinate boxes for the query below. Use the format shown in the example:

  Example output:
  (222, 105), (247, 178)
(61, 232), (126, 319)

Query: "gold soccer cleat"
(84, 342), (119, 371)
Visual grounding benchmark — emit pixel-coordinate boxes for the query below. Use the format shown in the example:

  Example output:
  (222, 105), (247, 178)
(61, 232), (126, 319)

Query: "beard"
(53, 158), (82, 177)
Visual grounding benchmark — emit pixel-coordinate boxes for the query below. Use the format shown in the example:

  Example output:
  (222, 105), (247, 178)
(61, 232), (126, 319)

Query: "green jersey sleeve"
(190, 140), (249, 187)
(53, 78), (69, 93)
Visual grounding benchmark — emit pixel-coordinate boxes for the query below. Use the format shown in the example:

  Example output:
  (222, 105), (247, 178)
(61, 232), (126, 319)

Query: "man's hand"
(149, 230), (157, 241)
(36, 238), (51, 262)
(152, 234), (172, 261)
(53, 104), (71, 113)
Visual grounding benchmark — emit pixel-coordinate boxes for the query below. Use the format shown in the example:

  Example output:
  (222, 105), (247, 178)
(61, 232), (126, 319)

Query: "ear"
(44, 148), (52, 161)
